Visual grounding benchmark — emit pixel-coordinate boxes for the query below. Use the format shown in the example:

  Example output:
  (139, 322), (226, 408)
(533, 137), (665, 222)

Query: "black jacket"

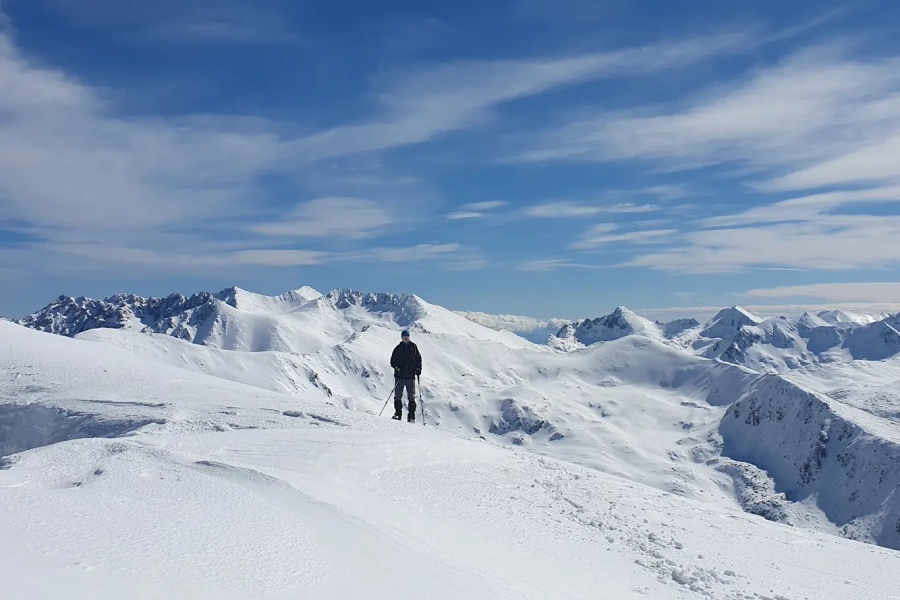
(391, 341), (422, 379)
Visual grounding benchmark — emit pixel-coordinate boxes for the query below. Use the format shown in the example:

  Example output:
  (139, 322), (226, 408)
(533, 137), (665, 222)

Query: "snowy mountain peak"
(816, 308), (889, 328)
(326, 289), (429, 326)
(798, 311), (830, 329)
(843, 320), (900, 360)
(660, 317), (701, 339)
(291, 286), (323, 301)
(556, 306), (659, 346)
(16, 291), (219, 337)
(701, 306), (762, 338)
(214, 286), (323, 314)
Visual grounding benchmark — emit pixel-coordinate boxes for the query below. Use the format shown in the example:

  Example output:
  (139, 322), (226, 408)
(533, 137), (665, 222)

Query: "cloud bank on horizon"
(1, 0), (899, 319)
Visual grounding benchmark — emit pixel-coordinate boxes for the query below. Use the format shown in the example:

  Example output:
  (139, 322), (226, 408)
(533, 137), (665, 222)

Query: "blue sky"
(2, 0), (900, 321)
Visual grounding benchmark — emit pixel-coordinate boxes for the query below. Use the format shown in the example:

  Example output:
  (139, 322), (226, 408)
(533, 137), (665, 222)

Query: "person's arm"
(390, 345), (400, 371)
(415, 344), (422, 374)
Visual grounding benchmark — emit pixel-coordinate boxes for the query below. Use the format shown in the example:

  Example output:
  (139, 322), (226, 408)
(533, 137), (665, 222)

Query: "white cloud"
(606, 203), (660, 213)
(525, 201), (659, 218)
(446, 211), (485, 220)
(442, 258), (488, 271)
(369, 243), (460, 262)
(252, 198), (393, 239)
(572, 227), (676, 250)
(287, 32), (757, 162)
(16, 242), (256, 270)
(526, 202), (605, 218)
(744, 282), (900, 303)
(232, 249), (326, 266)
(461, 201), (506, 211)
(625, 185), (900, 273)
(636, 185), (690, 201)
(515, 47), (900, 191)
(0, 32), (285, 236)
(516, 258), (600, 271)
(765, 133), (900, 191)
(458, 309), (572, 334)
(702, 186), (900, 227)
(629, 215), (900, 273)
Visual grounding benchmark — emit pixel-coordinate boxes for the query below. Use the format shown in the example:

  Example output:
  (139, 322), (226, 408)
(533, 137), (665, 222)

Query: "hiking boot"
(391, 413), (402, 420)
(407, 415), (416, 423)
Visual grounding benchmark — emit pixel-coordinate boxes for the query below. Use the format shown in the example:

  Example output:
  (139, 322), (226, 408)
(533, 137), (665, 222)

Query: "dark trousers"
(394, 378), (416, 416)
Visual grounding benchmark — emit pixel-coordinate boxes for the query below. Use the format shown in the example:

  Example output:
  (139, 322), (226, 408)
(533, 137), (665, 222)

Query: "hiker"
(390, 329), (422, 422)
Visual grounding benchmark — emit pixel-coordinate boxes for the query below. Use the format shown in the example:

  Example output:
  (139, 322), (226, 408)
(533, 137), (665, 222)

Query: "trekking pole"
(418, 374), (425, 426)
(379, 378), (402, 416)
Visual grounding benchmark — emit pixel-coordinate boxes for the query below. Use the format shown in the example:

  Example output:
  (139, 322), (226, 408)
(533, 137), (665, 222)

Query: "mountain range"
(9, 285), (900, 554)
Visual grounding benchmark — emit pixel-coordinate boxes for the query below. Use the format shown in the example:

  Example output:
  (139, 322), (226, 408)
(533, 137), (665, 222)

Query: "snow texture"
(11, 287), (900, 562)
(3, 320), (900, 599)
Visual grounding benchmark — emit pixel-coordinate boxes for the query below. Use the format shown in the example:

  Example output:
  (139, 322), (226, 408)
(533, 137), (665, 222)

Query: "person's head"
(401, 329), (410, 342)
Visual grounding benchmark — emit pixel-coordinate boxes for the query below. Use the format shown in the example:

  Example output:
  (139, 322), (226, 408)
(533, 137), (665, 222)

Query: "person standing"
(390, 329), (422, 422)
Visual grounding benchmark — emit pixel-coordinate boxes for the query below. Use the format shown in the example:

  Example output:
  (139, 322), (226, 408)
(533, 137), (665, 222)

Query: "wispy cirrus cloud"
(765, 133), (900, 191)
(0, 30), (454, 276)
(462, 201), (507, 211)
(515, 46), (900, 191)
(6, 241), (326, 271)
(0, 32), (285, 238)
(628, 215), (900, 273)
(509, 43), (900, 275)
(232, 249), (327, 266)
(572, 226), (676, 250)
(252, 198), (393, 239)
(702, 186), (900, 228)
(744, 282), (900, 303)
(287, 31), (758, 162)
(446, 212), (485, 220)
(516, 258), (602, 271)
(368, 243), (461, 262)
(625, 186), (900, 273)
(445, 200), (508, 220)
(525, 201), (659, 218)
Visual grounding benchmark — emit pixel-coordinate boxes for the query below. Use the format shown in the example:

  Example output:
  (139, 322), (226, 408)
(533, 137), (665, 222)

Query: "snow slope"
(76, 325), (750, 507)
(720, 375), (900, 548)
(15, 289), (900, 551)
(3, 322), (900, 600)
(71, 314), (900, 552)
(787, 358), (900, 422)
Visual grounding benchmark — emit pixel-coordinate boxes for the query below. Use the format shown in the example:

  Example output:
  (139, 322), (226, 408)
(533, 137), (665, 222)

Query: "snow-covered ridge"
(4, 322), (900, 599)
(700, 306), (762, 339)
(659, 317), (700, 339)
(554, 306), (663, 345)
(15, 290), (222, 338)
(720, 375), (900, 548)
(12, 288), (900, 551)
(523, 303), (900, 372)
(326, 288), (429, 326)
(16, 286), (536, 354)
(17, 286), (325, 336)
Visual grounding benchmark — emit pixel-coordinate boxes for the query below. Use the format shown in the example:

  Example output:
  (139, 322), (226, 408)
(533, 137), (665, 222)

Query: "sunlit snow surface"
(3, 322), (900, 599)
